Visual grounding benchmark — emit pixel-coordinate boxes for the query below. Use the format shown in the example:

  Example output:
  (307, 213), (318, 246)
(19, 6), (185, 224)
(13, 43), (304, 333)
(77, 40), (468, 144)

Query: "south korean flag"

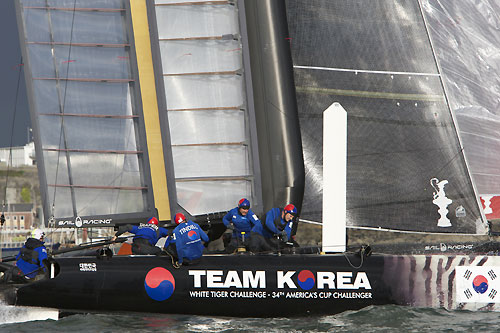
(456, 266), (500, 303)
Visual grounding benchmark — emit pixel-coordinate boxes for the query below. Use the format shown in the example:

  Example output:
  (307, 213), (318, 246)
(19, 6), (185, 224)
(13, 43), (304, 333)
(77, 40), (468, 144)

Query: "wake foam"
(0, 300), (58, 324)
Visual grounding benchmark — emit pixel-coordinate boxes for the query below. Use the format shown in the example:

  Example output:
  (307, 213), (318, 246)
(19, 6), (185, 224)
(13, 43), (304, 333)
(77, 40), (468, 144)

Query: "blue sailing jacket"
(223, 207), (260, 239)
(125, 223), (169, 246)
(16, 238), (48, 278)
(252, 208), (293, 239)
(167, 220), (209, 264)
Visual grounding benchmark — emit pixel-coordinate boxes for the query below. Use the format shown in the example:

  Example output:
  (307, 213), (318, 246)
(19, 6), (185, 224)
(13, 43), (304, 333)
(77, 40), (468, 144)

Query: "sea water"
(1, 303), (500, 332)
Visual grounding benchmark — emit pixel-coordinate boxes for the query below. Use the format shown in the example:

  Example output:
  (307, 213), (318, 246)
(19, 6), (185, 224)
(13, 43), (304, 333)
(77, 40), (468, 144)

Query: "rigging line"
(346, 225), (484, 237)
(299, 220), (485, 237)
(343, 251), (364, 269)
(472, 172), (500, 178)
(293, 65), (441, 77)
(438, 66), (487, 91)
(51, 0), (78, 225)
(459, 130), (500, 142)
(1, 56), (24, 224)
(432, 146), (465, 182)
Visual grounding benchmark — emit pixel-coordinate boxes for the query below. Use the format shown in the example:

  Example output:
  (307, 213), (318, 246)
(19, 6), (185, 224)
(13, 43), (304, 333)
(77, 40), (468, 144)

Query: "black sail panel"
(286, 0), (484, 233)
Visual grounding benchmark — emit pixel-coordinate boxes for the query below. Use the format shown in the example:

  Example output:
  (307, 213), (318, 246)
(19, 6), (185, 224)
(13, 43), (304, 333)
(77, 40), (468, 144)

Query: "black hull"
(14, 253), (500, 316)
(15, 254), (389, 317)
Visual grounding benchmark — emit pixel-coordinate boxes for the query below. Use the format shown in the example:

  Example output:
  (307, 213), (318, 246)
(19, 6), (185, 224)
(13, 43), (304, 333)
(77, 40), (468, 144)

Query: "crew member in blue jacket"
(112, 217), (168, 255)
(165, 213), (209, 267)
(9, 229), (48, 282)
(222, 198), (260, 252)
(250, 204), (299, 253)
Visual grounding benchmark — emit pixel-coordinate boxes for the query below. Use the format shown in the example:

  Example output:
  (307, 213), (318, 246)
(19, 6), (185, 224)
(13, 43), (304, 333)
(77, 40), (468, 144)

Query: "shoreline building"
(1, 203), (34, 254)
(0, 142), (35, 167)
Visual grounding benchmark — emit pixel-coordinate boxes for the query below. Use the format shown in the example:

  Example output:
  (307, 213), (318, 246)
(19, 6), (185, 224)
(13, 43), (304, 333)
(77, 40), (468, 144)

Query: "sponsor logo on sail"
(424, 243), (474, 252)
(455, 205), (466, 218)
(82, 218), (112, 226)
(57, 220), (74, 226)
(56, 217), (112, 227)
(430, 177), (452, 227)
(144, 267), (176, 301)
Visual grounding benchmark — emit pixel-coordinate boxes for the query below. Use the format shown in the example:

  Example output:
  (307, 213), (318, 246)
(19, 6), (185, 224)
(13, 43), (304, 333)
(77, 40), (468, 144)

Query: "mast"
(244, 0), (305, 212)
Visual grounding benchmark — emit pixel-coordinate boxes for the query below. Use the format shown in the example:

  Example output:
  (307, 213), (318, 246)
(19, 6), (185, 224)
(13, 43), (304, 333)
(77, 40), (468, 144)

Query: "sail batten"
(294, 65), (441, 77)
(48, 184), (147, 190)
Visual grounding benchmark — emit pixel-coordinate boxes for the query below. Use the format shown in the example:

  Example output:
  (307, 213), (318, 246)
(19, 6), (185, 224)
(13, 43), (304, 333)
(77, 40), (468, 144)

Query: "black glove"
(227, 224), (235, 231)
(280, 230), (288, 242)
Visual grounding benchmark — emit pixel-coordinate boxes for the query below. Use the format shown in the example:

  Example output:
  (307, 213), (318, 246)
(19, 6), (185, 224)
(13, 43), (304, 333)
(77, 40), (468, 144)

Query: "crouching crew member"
(112, 217), (168, 255)
(165, 213), (209, 267)
(1, 229), (49, 283)
(222, 198), (260, 253)
(249, 204), (299, 253)
(16, 229), (48, 281)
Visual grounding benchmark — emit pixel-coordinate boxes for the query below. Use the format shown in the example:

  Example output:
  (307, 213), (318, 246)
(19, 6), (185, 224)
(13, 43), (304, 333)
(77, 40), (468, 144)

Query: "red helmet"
(238, 198), (250, 209)
(174, 213), (186, 225)
(284, 204), (297, 216)
(148, 217), (159, 225)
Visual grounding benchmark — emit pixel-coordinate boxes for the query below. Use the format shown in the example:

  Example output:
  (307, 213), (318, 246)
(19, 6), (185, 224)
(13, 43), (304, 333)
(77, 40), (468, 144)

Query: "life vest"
(20, 246), (41, 266)
(262, 209), (285, 235)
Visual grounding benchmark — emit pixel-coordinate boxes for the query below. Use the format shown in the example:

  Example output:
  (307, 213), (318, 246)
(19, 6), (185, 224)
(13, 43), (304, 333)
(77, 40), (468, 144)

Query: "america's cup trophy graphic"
(431, 178), (452, 227)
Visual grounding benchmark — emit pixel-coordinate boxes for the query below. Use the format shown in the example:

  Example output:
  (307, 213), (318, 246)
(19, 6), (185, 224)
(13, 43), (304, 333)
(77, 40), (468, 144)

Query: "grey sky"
(0, 1), (30, 148)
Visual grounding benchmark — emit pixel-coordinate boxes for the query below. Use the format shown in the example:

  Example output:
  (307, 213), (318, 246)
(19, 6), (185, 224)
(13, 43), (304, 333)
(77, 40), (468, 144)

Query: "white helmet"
(31, 229), (45, 240)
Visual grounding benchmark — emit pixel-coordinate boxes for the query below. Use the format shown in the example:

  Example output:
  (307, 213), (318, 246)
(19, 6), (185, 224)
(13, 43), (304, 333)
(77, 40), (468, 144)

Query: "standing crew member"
(222, 198), (260, 252)
(250, 204), (299, 253)
(165, 213), (209, 266)
(112, 217), (168, 255)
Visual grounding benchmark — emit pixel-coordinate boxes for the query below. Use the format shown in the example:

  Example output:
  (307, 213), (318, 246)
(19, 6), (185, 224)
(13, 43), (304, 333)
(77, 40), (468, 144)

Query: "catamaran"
(2, 0), (500, 317)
